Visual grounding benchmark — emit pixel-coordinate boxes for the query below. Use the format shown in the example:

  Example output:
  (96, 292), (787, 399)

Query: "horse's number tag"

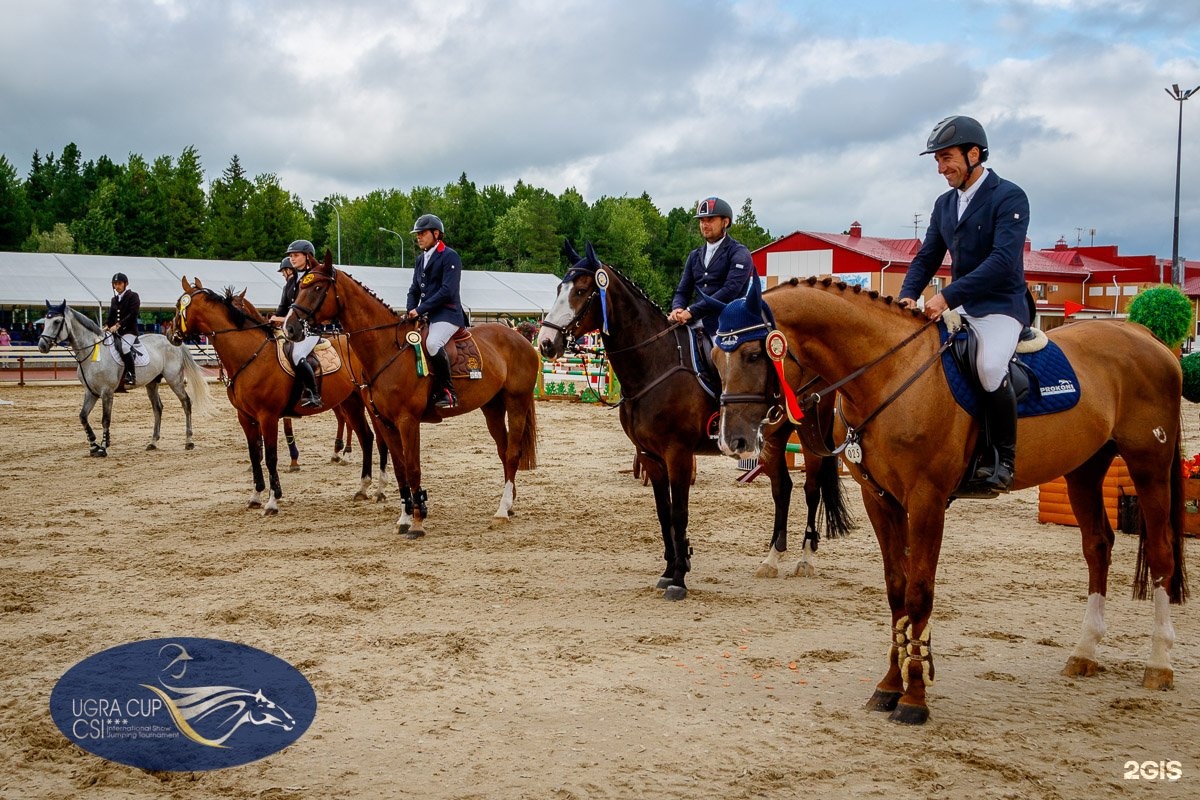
(405, 331), (422, 345)
(766, 330), (787, 362)
(300, 273), (317, 286)
(178, 295), (190, 309)
(844, 441), (863, 464)
(595, 269), (609, 290)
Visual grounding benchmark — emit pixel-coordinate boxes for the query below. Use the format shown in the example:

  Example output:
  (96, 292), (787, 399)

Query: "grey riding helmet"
(694, 197), (733, 220)
(286, 239), (316, 256)
(410, 214), (444, 235)
(920, 115), (989, 161)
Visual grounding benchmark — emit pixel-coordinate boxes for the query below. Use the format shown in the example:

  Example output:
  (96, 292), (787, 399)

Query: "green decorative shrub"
(1182, 352), (1200, 403)
(1126, 285), (1194, 350)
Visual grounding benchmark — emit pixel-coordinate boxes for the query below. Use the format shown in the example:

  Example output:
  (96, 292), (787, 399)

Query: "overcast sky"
(2, 0), (1199, 262)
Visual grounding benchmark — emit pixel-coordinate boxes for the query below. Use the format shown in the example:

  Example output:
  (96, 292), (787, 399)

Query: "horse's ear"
(194, 277), (204, 290)
(237, 288), (247, 301)
(45, 300), (52, 310)
(696, 288), (727, 313)
(181, 276), (190, 292)
(324, 249), (333, 269)
(562, 239), (581, 264)
(584, 241), (599, 267)
(745, 274), (763, 315)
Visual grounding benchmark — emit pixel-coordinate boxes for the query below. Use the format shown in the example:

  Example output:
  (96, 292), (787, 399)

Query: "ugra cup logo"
(50, 637), (317, 771)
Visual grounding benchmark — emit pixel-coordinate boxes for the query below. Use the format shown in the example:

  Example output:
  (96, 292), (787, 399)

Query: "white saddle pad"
(105, 334), (151, 367)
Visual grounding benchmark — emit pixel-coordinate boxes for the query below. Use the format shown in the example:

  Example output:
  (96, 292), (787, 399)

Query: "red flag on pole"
(1064, 300), (1085, 318)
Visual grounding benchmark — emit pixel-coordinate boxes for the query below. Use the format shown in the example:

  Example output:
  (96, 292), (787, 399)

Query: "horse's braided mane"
(223, 287), (266, 324)
(768, 275), (925, 320)
(335, 268), (405, 320)
(593, 261), (666, 316)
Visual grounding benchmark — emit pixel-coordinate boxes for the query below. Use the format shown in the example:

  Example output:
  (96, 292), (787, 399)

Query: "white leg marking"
(494, 481), (515, 519)
(1069, 593), (1106, 664)
(1148, 585), (1176, 672)
(755, 546), (783, 578)
(789, 538), (818, 578)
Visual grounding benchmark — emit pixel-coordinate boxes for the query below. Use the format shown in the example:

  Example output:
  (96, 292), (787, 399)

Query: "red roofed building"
(752, 222), (1197, 334)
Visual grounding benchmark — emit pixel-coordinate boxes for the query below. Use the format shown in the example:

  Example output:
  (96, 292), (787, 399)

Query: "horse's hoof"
(373, 492), (387, 503)
(1142, 666), (1174, 691)
(655, 576), (673, 590)
(330, 456), (342, 464)
(92, 449), (107, 458)
(287, 465), (301, 473)
(789, 563), (817, 578)
(754, 563), (779, 579)
(248, 501), (263, 509)
(404, 530), (426, 540)
(662, 585), (688, 601)
(185, 442), (195, 451)
(490, 514), (511, 525)
(864, 689), (902, 712)
(263, 507), (279, 517)
(888, 702), (929, 725)
(145, 443), (157, 451)
(1062, 656), (1100, 678)
(353, 491), (369, 501)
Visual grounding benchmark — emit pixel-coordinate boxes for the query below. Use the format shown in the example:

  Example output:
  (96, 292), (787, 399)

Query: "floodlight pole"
(378, 227), (407, 269)
(1166, 83), (1199, 286)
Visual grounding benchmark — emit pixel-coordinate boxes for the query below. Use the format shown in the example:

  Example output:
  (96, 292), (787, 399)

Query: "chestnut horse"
(225, 292), (362, 472)
(714, 276), (1188, 723)
(170, 277), (388, 515)
(536, 242), (851, 601)
(283, 253), (539, 538)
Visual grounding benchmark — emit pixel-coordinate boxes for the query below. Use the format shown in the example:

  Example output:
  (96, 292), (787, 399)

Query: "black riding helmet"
(112, 272), (129, 284)
(278, 257), (293, 273)
(921, 115), (989, 189)
(410, 214), (444, 235)
(286, 239), (316, 256)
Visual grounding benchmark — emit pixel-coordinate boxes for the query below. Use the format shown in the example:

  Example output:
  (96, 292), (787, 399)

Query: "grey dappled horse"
(38, 301), (212, 457)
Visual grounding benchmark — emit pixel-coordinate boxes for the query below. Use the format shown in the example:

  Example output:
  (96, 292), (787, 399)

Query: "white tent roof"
(0, 252), (562, 318)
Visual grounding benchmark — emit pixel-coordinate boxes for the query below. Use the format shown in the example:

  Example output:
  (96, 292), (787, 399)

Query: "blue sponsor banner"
(49, 637), (317, 771)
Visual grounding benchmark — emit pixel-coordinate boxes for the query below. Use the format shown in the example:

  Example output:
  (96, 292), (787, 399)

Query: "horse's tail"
(818, 454), (854, 538)
(517, 398), (538, 471)
(1133, 429), (1188, 603)
(179, 346), (215, 416)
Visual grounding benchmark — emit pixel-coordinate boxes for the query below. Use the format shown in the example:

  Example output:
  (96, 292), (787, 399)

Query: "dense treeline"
(0, 145), (775, 307)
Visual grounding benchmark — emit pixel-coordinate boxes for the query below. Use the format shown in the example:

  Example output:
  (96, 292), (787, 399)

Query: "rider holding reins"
(898, 115), (1031, 493)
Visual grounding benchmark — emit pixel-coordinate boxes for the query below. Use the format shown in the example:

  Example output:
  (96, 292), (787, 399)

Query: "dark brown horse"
(714, 276), (1188, 723)
(536, 242), (851, 601)
(283, 253), (539, 538)
(170, 277), (388, 515)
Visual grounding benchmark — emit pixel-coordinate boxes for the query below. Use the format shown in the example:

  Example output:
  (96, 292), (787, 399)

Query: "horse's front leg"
(639, 454), (676, 592)
(886, 495), (946, 725)
(239, 413), (267, 509)
(262, 420), (283, 516)
(756, 431), (795, 578)
(98, 393), (114, 456)
(860, 488), (909, 715)
(661, 449), (695, 601)
(390, 418), (425, 538)
(145, 381), (164, 451)
(80, 391), (103, 456)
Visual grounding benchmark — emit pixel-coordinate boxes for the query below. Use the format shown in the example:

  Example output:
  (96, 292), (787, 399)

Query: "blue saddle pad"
(939, 324), (1081, 418)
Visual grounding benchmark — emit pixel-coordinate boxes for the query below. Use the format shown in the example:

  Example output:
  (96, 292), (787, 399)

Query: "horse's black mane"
(572, 258), (666, 316)
(770, 275), (922, 319)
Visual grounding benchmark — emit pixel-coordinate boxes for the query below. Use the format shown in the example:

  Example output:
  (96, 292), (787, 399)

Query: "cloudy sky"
(2, 0), (1199, 261)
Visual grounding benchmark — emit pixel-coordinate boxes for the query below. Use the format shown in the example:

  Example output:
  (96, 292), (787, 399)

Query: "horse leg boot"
(429, 348), (457, 409)
(295, 358), (322, 408)
(972, 378), (1016, 491)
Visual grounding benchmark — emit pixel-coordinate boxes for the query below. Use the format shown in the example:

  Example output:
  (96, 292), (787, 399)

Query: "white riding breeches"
(958, 309), (1022, 392)
(291, 335), (319, 364)
(425, 321), (458, 356)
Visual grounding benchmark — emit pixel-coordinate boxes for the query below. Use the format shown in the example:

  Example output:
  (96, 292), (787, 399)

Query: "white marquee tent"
(0, 252), (562, 324)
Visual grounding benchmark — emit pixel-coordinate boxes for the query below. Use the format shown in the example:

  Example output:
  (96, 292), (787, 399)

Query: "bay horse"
(38, 301), (212, 456)
(283, 253), (539, 538)
(169, 277), (388, 515)
(225, 292), (364, 472)
(714, 276), (1188, 724)
(536, 242), (851, 601)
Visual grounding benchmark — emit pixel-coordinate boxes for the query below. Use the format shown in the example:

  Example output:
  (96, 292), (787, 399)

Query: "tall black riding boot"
(120, 351), (137, 388)
(295, 358), (322, 408)
(973, 378), (1017, 491)
(429, 349), (457, 409)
